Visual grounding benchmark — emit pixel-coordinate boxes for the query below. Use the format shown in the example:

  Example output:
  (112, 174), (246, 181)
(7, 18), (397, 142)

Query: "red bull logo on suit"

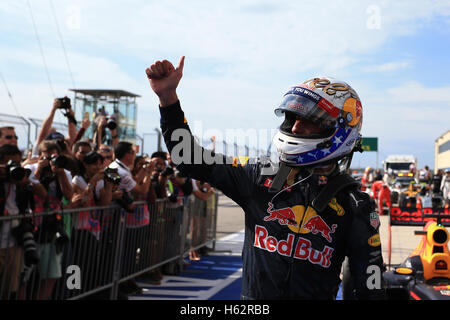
(254, 225), (334, 268)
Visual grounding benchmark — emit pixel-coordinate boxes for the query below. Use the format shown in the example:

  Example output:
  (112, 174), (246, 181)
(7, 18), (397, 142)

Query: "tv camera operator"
(0, 145), (46, 299)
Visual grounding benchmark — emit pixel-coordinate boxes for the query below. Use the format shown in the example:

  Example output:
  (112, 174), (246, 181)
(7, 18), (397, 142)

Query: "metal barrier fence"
(0, 193), (218, 300)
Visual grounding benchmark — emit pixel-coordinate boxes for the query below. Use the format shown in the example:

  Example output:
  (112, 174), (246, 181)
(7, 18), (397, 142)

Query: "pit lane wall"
(0, 193), (218, 300)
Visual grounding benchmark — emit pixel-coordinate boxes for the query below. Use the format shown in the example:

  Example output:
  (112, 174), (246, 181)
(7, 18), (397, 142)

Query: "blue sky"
(1, 0), (450, 170)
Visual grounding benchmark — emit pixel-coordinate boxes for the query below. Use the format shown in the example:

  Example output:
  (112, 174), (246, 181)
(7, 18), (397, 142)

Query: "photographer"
(72, 151), (114, 211)
(109, 142), (153, 198)
(150, 151), (172, 199)
(93, 115), (119, 150)
(132, 156), (157, 205)
(163, 156), (188, 275)
(115, 156), (157, 293)
(71, 151), (114, 292)
(108, 142), (153, 295)
(0, 145), (45, 299)
(24, 140), (73, 299)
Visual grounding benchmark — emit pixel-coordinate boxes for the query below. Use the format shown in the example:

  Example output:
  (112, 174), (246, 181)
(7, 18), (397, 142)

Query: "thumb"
(176, 56), (185, 73)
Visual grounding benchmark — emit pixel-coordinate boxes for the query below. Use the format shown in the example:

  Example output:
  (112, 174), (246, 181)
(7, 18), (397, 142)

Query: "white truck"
(383, 154), (418, 186)
(383, 154), (418, 178)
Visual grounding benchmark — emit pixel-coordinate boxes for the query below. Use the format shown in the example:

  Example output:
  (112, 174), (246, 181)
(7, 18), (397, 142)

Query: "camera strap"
(39, 174), (63, 210)
(114, 159), (129, 172)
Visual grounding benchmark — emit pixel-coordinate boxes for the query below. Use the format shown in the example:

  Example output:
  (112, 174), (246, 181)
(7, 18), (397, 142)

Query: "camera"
(57, 97), (71, 109)
(168, 192), (178, 203)
(106, 116), (117, 130)
(11, 220), (39, 266)
(54, 226), (70, 254)
(5, 160), (31, 181)
(43, 154), (68, 170)
(104, 167), (121, 185)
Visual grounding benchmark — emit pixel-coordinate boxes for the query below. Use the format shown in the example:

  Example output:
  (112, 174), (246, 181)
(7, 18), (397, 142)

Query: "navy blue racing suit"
(160, 100), (384, 300)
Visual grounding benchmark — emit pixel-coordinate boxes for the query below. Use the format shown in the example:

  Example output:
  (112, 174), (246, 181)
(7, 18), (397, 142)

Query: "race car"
(383, 214), (450, 300)
(389, 172), (421, 208)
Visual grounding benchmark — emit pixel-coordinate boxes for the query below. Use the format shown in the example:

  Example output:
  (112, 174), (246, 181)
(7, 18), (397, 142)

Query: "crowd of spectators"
(0, 97), (215, 300)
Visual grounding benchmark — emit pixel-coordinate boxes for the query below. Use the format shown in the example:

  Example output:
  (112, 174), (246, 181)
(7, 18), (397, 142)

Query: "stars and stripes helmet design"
(273, 77), (363, 167)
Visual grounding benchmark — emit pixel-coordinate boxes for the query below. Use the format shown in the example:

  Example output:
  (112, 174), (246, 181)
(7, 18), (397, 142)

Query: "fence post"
(110, 209), (126, 300)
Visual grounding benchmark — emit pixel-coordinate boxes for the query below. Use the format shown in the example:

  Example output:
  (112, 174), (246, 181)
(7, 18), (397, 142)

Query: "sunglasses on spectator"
(5, 135), (18, 140)
(100, 147), (112, 153)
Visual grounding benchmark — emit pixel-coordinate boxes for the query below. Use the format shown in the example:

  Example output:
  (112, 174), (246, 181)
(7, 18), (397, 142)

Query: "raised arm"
(145, 57), (258, 207)
(36, 99), (60, 145)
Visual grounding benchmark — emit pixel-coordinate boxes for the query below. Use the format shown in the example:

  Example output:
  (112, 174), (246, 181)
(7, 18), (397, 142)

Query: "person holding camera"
(24, 140), (73, 299)
(71, 151), (115, 292)
(0, 145), (46, 299)
(108, 142), (154, 295)
(109, 142), (153, 197)
(149, 151), (173, 199)
(72, 151), (114, 222)
(94, 115), (120, 150)
(115, 156), (157, 292)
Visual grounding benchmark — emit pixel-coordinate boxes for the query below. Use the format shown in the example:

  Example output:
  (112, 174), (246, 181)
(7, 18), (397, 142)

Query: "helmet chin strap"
(269, 166), (313, 203)
(268, 162), (292, 193)
(268, 162), (313, 193)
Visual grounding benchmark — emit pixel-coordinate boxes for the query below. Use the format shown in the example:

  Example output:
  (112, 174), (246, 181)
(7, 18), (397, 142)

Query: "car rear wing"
(389, 207), (450, 227)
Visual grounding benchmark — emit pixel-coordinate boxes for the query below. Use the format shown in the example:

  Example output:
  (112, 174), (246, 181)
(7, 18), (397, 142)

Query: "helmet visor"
(275, 89), (339, 138)
(275, 91), (338, 129)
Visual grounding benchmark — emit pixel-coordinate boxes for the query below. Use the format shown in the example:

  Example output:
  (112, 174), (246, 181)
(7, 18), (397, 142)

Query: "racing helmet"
(273, 76), (363, 167)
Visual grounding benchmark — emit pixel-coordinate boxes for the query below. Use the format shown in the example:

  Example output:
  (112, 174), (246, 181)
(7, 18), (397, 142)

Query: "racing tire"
(390, 191), (399, 205)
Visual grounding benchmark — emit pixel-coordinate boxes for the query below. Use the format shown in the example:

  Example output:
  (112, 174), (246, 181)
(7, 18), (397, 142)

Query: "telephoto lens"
(50, 154), (68, 169)
(12, 222), (40, 267)
(22, 231), (40, 266)
(6, 160), (26, 181)
(107, 117), (117, 130)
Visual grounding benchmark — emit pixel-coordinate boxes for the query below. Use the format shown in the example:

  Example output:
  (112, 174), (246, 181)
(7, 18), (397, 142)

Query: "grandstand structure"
(70, 89), (140, 145)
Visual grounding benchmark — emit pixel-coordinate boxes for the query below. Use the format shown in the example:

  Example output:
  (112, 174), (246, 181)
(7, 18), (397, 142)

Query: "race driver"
(145, 56), (384, 300)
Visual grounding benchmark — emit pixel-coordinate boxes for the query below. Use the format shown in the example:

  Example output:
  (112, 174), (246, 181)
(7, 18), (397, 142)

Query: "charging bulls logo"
(302, 216), (337, 243)
(264, 202), (338, 243)
(264, 202), (297, 226)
